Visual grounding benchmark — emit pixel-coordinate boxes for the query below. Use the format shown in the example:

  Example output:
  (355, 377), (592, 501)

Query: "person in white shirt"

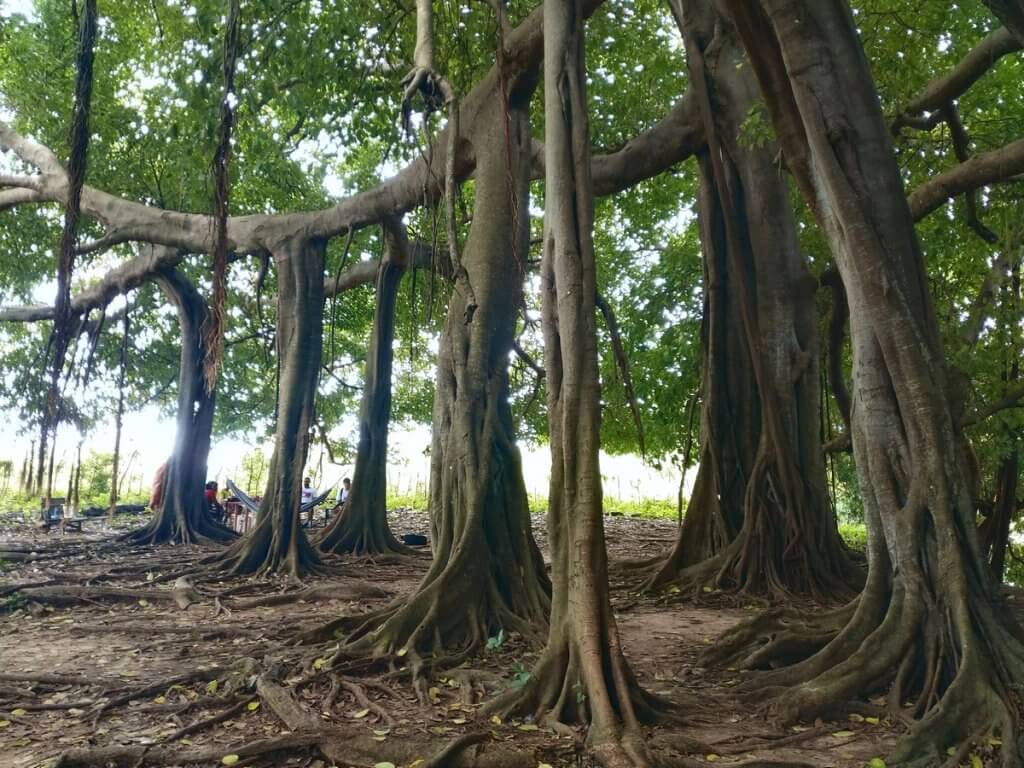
(301, 477), (318, 525)
(337, 477), (352, 504)
(301, 477), (316, 505)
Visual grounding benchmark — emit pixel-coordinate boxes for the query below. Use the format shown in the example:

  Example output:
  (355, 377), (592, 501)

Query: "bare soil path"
(0, 510), (904, 767)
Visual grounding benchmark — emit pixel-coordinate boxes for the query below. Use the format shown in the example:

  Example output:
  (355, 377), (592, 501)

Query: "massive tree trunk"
(647, 0), (859, 600)
(125, 267), (234, 545)
(711, 1), (1024, 763)
(214, 238), (325, 578)
(491, 4), (662, 766)
(317, 218), (408, 555)
(309, 77), (549, 675)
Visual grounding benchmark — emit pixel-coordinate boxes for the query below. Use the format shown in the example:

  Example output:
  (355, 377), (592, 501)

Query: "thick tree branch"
(984, 0), (1024, 44)
(531, 90), (704, 196)
(892, 27), (1021, 133)
(962, 381), (1024, 428)
(0, 245), (182, 323)
(0, 187), (44, 211)
(0, 0), (607, 256)
(908, 137), (1024, 220)
(323, 241), (435, 298)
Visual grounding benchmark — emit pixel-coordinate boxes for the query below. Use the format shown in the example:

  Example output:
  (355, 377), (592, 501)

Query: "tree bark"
(491, 4), (662, 766)
(646, 0), (860, 600)
(979, 450), (1019, 581)
(213, 237), (324, 578)
(317, 218), (408, 555)
(124, 268), (234, 545)
(308, 73), (549, 674)
(713, 1), (1024, 763)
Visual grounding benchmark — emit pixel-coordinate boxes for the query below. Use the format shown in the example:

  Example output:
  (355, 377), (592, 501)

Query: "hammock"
(225, 478), (335, 513)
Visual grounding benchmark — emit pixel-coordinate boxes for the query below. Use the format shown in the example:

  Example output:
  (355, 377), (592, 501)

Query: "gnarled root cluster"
(704, 559), (1024, 766)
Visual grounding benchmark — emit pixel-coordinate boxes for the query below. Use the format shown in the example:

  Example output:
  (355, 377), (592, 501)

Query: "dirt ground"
(0, 510), (909, 767)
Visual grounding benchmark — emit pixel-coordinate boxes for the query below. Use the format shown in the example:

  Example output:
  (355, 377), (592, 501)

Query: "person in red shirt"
(149, 460), (169, 510)
(205, 481), (225, 523)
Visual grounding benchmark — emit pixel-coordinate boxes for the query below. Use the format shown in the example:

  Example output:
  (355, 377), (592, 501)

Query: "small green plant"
(738, 100), (776, 149)
(508, 663), (531, 689)
(486, 628), (506, 651)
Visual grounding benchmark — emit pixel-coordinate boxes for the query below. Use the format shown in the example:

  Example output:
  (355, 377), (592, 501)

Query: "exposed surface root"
(700, 600), (857, 670)
(159, 695), (255, 743)
(208, 511), (322, 579)
(226, 581), (390, 609)
(93, 666), (225, 721)
(703, 568), (1024, 767)
(10, 582), (201, 610)
(121, 514), (235, 547)
(302, 536), (549, 688)
(51, 732), (325, 768)
(647, 534), (863, 606)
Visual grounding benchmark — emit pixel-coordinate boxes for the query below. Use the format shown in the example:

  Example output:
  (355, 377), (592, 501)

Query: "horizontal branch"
(908, 137), (1024, 220)
(962, 381), (1024, 428)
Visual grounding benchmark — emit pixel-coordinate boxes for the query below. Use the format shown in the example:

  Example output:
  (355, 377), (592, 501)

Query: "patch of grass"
(839, 521), (867, 553)
(388, 487), (679, 520)
(604, 496), (679, 519)
(387, 488), (430, 511)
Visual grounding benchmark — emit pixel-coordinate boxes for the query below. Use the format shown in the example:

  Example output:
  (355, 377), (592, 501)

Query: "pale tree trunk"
(491, 4), (664, 766)
(214, 238), (324, 578)
(108, 307), (128, 518)
(308, 80), (548, 680)
(711, 1), (1024, 763)
(317, 218), (408, 555)
(647, 0), (860, 600)
(125, 267), (234, 545)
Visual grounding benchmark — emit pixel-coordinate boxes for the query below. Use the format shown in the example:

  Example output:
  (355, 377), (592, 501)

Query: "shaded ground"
(0, 508), (900, 767)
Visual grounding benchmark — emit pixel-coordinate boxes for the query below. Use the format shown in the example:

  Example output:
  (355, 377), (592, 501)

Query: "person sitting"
(329, 477), (352, 520)
(205, 481), (225, 523)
